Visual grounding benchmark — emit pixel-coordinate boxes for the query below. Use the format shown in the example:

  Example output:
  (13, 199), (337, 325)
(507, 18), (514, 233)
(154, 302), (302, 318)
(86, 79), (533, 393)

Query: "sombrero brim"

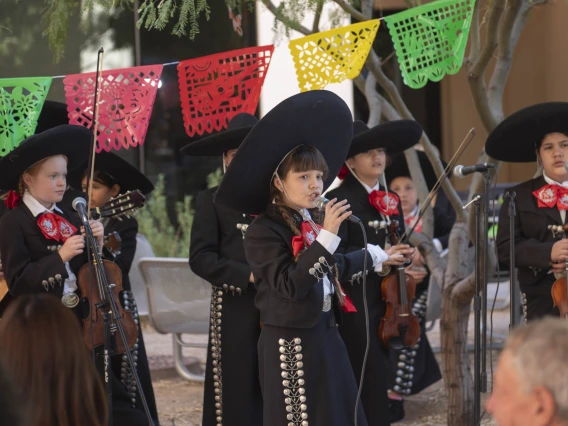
(485, 102), (568, 163)
(348, 120), (423, 158)
(214, 91), (353, 214)
(180, 127), (253, 156)
(67, 151), (154, 195)
(386, 150), (448, 190)
(0, 125), (91, 190)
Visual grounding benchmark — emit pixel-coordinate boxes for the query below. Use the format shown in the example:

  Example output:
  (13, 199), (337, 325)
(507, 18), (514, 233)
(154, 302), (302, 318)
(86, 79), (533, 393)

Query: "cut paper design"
(289, 20), (380, 92)
(384, 0), (476, 89)
(63, 65), (163, 153)
(177, 45), (274, 137)
(0, 77), (52, 156)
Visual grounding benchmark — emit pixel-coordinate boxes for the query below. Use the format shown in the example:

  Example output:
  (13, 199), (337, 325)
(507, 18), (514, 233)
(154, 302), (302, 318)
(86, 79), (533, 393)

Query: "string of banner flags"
(0, 0), (474, 156)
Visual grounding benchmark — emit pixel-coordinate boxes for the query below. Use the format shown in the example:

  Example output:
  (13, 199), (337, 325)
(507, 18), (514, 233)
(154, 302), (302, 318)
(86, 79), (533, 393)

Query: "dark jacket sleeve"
(0, 216), (68, 297)
(496, 196), (554, 269)
(433, 192), (456, 250)
(189, 190), (251, 292)
(111, 218), (138, 275)
(245, 221), (371, 300)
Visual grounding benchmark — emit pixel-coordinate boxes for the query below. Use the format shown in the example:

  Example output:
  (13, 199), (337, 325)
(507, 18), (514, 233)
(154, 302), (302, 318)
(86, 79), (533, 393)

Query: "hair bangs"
(280, 145), (329, 180)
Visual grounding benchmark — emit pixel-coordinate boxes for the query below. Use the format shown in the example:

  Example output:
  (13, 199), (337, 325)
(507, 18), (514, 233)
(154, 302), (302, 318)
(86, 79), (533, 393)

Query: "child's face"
(277, 169), (325, 210)
(23, 156), (68, 206)
(346, 148), (386, 181)
(389, 176), (418, 216)
(81, 177), (120, 209)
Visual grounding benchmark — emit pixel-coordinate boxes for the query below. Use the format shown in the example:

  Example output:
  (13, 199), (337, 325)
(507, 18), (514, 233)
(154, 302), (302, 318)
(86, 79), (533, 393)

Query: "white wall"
(256, 3), (354, 118)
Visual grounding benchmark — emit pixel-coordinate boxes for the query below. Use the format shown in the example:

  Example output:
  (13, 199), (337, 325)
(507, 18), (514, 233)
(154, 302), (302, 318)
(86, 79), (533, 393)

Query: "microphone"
(564, 161), (568, 173)
(453, 163), (496, 178)
(315, 196), (361, 223)
(72, 197), (89, 223)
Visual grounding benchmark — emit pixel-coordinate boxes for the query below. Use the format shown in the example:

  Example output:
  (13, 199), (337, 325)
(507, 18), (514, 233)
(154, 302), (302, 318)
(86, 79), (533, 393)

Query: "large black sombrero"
(0, 125), (91, 190)
(347, 120), (423, 158)
(386, 150), (448, 190)
(36, 100), (69, 134)
(67, 150), (154, 195)
(214, 91), (353, 214)
(180, 113), (258, 156)
(485, 102), (568, 163)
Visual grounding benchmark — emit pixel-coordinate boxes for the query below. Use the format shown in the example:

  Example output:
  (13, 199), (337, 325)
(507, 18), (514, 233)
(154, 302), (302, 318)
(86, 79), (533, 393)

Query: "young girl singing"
(67, 150), (159, 424)
(214, 91), (402, 426)
(181, 113), (263, 426)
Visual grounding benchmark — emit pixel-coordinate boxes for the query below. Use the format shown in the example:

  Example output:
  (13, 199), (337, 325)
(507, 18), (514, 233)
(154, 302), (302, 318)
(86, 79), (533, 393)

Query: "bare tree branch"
(488, 0), (543, 111)
(361, 0), (374, 20)
(468, 0), (481, 66)
(364, 73), (382, 127)
(260, 0), (311, 35)
(466, 0), (506, 132)
(330, 0), (366, 22)
(312, 0), (324, 33)
(409, 231), (446, 286)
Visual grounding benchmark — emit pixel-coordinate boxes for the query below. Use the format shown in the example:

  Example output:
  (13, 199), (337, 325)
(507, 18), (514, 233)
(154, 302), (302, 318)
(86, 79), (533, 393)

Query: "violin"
(380, 220), (420, 349)
(549, 224), (568, 319)
(77, 259), (138, 353)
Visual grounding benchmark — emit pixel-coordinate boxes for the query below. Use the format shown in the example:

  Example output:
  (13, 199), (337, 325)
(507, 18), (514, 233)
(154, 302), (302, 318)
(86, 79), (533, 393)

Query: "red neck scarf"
(404, 208), (423, 234)
(369, 190), (400, 216)
(37, 212), (78, 242)
(532, 184), (568, 210)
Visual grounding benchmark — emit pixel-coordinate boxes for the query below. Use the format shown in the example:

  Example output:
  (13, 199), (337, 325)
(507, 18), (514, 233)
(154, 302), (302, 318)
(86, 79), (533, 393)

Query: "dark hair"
(81, 169), (120, 191)
(0, 294), (107, 426)
(275, 145), (329, 181)
(0, 358), (27, 426)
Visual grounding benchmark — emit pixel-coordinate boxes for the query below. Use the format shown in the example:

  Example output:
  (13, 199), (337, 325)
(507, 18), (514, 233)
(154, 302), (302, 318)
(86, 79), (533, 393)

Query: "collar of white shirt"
(22, 192), (63, 217)
(543, 172), (568, 188)
(360, 180), (380, 194)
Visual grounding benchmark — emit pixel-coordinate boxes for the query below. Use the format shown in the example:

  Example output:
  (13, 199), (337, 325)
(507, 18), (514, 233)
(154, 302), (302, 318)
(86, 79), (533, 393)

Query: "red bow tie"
(369, 190), (400, 216)
(37, 212), (78, 242)
(533, 184), (568, 210)
(405, 215), (423, 233)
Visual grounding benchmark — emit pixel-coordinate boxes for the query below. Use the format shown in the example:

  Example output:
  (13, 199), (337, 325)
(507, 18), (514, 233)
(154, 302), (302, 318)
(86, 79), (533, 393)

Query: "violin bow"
(85, 47), (105, 220)
(397, 128), (476, 244)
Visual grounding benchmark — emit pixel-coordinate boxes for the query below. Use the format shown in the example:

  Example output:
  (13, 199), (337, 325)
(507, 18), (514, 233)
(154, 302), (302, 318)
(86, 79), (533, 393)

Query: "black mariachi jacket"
(103, 216), (138, 292)
(0, 203), (87, 315)
(190, 187), (253, 294)
(497, 176), (560, 297)
(326, 173), (405, 257)
(243, 205), (373, 328)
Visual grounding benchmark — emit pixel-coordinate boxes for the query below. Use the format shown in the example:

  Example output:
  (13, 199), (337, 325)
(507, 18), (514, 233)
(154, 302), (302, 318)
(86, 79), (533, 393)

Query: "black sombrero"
(36, 100), (69, 134)
(180, 113), (258, 156)
(214, 91), (353, 214)
(386, 150), (448, 190)
(0, 125), (91, 190)
(67, 150), (154, 195)
(485, 102), (568, 163)
(347, 120), (423, 158)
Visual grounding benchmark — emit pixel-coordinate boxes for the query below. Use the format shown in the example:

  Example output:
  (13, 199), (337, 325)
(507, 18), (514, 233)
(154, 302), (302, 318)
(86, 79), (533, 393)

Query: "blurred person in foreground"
(0, 358), (27, 426)
(0, 293), (107, 426)
(486, 317), (568, 426)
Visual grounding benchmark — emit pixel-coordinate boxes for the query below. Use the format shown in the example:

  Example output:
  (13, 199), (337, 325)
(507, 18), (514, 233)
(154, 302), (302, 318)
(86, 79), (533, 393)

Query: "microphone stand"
(469, 171), (491, 426)
(506, 191), (517, 329)
(78, 209), (155, 426)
